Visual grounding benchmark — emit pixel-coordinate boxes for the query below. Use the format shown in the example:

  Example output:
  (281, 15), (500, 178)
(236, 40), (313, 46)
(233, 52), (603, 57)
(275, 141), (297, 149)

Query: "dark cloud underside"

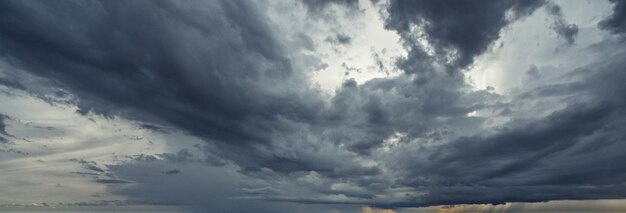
(0, 0), (322, 151)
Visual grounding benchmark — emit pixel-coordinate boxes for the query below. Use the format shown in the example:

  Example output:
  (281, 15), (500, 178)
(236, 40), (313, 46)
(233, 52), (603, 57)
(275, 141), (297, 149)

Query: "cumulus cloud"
(384, 0), (546, 72)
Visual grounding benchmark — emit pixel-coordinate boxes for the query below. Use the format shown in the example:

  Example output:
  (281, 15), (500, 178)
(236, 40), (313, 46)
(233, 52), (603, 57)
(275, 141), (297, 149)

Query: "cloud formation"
(385, 0), (545, 71)
(599, 0), (626, 35)
(546, 3), (578, 45)
(0, 0), (326, 169)
(0, 0), (625, 212)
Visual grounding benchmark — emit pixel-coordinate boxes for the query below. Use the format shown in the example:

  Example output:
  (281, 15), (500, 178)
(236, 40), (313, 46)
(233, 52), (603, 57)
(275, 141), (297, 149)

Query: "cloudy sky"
(1, 0), (626, 212)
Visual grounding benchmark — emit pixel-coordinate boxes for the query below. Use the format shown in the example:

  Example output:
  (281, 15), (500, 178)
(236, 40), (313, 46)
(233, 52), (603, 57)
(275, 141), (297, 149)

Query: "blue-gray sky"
(1, 0), (626, 212)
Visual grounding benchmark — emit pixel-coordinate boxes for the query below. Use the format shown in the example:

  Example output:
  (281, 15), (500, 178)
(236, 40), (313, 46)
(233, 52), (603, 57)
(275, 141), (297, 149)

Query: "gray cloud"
(70, 158), (106, 173)
(0, 77), (26, 91)
(0, 0), (325, 171)
(385, 0), (545, 72)
(1, 0), (626, 211)
(546, 3), (578, 45)
(164, 169), (181, 175)
(0, 114), (8, 135)
(381, 44), (626, 208)
(157, 149), (199, 164)
(325, 33), (352, 45)
(301, 0), (359, 13)
(599, 0), (626, 35)
(0, 113), (9, 143)
(321, 75), (486, 156)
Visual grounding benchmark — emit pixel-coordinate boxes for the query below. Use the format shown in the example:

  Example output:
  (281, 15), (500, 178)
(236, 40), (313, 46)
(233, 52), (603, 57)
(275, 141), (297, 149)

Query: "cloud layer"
(1, 0), (625, 212)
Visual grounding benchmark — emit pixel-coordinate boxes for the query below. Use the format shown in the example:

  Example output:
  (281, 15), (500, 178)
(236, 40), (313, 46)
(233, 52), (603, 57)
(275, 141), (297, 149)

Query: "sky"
(1, 0), (626, 212)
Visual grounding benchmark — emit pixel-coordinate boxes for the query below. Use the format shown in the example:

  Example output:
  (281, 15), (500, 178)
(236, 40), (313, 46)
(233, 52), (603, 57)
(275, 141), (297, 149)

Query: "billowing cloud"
(384, 0), (545, 71)
(0, 0), (625, 212)
(0, 0), (326, 171)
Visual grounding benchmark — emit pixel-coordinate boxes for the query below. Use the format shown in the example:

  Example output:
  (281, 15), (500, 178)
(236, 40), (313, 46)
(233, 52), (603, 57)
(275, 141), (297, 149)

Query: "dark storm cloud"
(2, 0), (626, 211)
(381, 45), (626, 208)
(241, 39), (626, 209)
(0, 77), (26, 90)
(599, 0), (626, 35)
(0, 2), (363, 201)
(2, 0), (498, 202)
(0, 0), (324, 170)
(417, 102), (622, 188)
(385, 0), (545, 71)
(0, 0), (485, 179)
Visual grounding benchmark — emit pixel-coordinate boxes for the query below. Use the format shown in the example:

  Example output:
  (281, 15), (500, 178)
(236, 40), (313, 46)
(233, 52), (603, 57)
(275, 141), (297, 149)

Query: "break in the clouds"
(1, 0), (626, 212)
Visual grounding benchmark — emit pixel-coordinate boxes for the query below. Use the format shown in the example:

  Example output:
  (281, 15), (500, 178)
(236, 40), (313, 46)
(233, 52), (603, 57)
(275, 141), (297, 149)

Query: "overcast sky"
(1, 0), (626, 212)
